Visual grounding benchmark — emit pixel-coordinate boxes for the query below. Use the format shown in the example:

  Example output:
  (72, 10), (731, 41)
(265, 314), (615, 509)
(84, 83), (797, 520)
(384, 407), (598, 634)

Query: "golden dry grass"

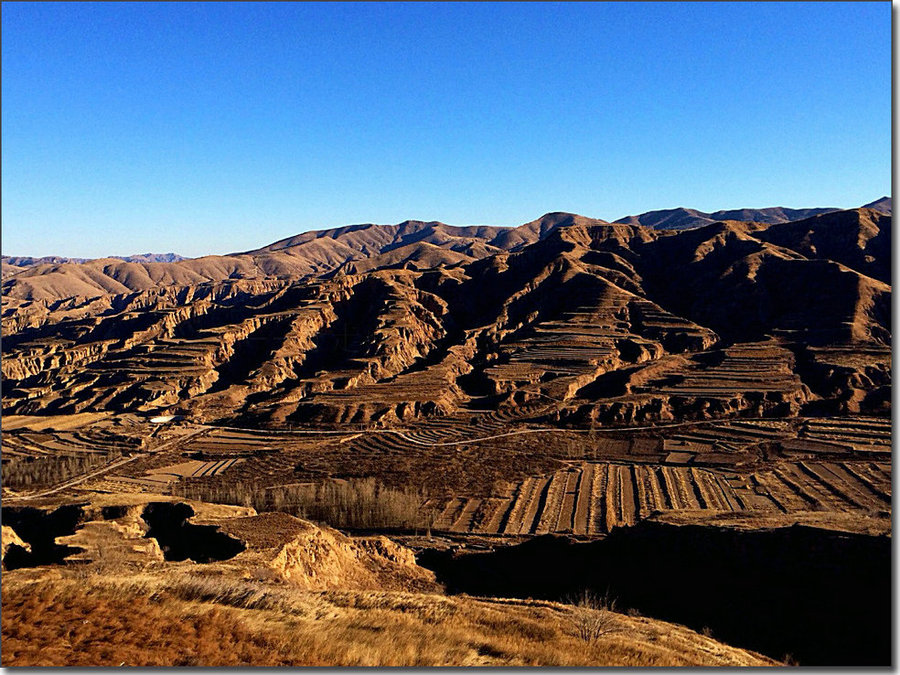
(1, 570), (777, 667)
(1, 578), (308, 666)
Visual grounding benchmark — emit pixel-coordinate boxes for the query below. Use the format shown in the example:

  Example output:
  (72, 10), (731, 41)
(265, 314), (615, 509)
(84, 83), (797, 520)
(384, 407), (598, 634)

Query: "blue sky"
(2, 2), (891, 258)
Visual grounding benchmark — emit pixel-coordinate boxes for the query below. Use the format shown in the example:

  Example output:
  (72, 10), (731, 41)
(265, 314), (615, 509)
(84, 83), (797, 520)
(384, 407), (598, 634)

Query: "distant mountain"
(1, 252), (188, 285)
(245, 213), (609, 258)
(613, 198), (890, 231)
(1, 200), (886, 302)
(2, 255), (90, 267)
(486, 212), (609, 251)
(116, 252), (186, 263)
(2, 252), (185, 266)
(2, 215), (595, 302)
(863, 196), (892, 215)
(249, 219), (510, 258)
(613, 206), (840, 230)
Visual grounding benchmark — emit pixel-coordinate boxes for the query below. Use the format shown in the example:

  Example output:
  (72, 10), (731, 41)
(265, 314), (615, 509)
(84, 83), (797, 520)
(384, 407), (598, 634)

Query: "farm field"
(3, 411), (889, 538)
(429, 460), (891, 536)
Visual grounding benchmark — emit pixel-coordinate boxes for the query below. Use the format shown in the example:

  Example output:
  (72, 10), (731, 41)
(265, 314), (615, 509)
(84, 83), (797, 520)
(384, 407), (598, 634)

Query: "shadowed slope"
(1, 209), (890, 427)
(614, 206), (840, 230)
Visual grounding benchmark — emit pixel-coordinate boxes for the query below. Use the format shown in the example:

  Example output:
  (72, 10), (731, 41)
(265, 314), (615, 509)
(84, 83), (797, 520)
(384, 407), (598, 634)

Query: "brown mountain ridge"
(2, 206), (889, 428)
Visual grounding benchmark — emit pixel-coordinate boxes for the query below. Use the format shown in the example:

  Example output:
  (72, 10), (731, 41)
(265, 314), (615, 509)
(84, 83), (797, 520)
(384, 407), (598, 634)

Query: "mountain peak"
(862, 196), (892, 215)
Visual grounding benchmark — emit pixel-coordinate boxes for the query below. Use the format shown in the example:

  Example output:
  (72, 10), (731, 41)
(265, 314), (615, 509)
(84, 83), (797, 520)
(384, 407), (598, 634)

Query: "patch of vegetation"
(566, 589), (623, 642)
(0, 578), (307, 666)
(2, 451), (119, 489)
(0, 574), (775, 666)
(172, 477), (434, 531)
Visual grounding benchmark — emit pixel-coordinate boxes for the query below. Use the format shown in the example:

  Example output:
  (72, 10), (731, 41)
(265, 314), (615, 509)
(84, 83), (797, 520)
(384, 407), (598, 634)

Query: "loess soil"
(1, 207), (892, 667)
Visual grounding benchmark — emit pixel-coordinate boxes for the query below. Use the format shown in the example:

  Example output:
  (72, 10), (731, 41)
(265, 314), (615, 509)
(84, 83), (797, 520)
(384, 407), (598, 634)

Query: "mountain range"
(2, 202), (890, 428)
(1, 198), (890, 302)
(614, 197), (890, 230)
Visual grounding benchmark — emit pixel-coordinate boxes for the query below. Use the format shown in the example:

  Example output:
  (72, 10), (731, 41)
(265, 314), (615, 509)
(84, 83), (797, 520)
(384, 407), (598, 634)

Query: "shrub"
(567, 589), (622, 642)
(567, 588), (618, 613)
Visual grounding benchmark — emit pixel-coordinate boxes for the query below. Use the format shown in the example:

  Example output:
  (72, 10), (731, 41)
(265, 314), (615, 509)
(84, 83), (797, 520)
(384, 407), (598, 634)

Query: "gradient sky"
(2, 2), (891, 258)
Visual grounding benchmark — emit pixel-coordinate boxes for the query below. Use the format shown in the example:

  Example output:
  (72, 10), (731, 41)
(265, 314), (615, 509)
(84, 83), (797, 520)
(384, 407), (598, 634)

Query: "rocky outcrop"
(1, 525), (30, 563)
(200, 511), (439, 592)
(267, 522), (434, 591)
(1, 497), (437, 593)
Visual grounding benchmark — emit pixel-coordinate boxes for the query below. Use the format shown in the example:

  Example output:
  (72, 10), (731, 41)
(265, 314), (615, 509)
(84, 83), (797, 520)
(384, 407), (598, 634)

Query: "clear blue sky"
(2, 2), (891, 258)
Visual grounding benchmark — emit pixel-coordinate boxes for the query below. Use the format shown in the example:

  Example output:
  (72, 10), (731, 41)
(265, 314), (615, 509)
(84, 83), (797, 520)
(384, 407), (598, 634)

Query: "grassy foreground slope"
(0, 496), (776, 667)
(1, 572), (775, 667)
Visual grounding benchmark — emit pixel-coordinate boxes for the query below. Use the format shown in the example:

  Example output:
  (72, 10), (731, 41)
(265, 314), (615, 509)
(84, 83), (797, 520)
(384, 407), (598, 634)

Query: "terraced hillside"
(2, 207), (891, 538)
(430, 458), (891, 536)
(2, 208), (890, 430)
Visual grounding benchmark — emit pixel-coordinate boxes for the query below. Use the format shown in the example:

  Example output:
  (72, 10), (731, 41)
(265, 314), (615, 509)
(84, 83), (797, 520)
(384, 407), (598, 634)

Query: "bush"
(567, 589), (622, 642)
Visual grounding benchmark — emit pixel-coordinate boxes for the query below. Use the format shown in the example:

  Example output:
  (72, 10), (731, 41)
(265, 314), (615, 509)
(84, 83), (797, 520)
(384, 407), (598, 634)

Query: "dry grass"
(0, 577), (309, 666)
(1, 571), (778, 667)
(161, 574), (290, 612)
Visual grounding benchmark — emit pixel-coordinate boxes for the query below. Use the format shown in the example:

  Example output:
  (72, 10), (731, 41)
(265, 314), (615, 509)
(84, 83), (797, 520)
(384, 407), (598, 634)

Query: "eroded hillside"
(2, 207), (891, 667)
(3, 208), (890, 428)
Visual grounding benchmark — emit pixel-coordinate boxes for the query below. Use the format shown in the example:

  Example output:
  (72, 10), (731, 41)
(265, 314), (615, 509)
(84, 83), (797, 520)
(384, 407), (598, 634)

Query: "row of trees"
(2, 450), (120, 489)
(172, 477), (436, 531)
